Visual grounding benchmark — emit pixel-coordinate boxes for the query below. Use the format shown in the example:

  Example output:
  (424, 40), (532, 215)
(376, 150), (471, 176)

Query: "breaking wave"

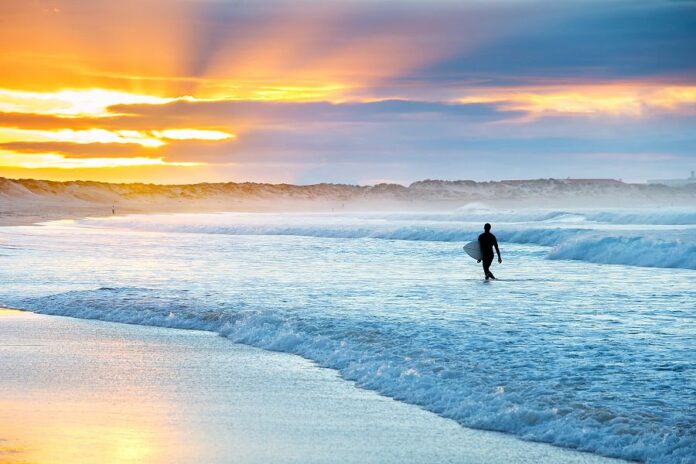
(348, 209), (696, 225)
(549, 234), (696, 269)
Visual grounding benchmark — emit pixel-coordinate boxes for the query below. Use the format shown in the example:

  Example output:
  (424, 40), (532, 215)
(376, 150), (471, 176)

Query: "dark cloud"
(0, 141), (151, 158)
(111, 99), (517, 126)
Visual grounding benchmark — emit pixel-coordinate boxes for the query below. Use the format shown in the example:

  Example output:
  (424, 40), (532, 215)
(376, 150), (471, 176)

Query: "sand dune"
(2, 176), (694, 226)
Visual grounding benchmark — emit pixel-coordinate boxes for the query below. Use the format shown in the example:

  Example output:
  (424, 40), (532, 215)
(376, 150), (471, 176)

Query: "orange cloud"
(457, 84), (696, 117)
(0, 142), (148, 158)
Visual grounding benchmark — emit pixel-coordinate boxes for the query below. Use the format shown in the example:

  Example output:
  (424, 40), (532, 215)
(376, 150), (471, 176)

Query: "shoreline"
(1, 308), (630, 464)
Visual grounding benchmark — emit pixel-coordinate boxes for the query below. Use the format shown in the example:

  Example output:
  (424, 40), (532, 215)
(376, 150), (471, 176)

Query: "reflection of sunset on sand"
(1, 411), (160, 463)
(0, 311), (185, 464)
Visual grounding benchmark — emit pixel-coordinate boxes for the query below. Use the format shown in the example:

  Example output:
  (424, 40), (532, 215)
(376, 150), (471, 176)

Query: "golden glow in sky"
(0, 0), (693, 183)
(0, 88), (178, 118)
(152, 129), (235, 141)
(0, 127), (234, 146)
(0, 81), (348, 176)
(1, 128), (166, 147)
(0, 128), (235, 148)
(0, 151), (201, 169)
(0, 87), (237, 172)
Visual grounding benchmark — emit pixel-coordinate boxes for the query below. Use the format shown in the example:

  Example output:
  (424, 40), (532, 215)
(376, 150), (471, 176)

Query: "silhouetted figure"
(478, 223), (502, 280)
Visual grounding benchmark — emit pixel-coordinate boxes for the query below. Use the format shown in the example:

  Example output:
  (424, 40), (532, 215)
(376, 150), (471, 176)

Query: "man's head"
(484, 223), (491, 231)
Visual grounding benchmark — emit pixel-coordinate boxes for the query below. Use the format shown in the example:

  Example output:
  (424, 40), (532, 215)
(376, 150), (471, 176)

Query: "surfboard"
(463, 240), (482, 260)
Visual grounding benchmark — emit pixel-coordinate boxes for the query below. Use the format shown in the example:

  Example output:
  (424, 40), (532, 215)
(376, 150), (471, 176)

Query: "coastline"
(0, 308), (630, 464)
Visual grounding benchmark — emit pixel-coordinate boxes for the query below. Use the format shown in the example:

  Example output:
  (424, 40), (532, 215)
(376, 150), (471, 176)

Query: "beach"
(0, 308), (628, 464)
(2, 1), (693, 461)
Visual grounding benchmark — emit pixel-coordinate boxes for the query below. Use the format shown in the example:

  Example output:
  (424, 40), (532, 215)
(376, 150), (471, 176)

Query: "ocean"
(2, 208), (695, 463)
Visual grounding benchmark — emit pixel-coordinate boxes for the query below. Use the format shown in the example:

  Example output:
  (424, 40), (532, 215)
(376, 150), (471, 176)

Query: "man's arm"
(494, 236), (502, 263)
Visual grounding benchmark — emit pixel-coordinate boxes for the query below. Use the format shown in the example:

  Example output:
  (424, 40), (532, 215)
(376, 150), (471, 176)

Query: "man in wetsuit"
(478, 223), (502, 280)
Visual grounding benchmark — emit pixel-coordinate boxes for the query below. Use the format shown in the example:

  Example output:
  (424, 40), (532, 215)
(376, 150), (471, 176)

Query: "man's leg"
(482, 256), (494, 279)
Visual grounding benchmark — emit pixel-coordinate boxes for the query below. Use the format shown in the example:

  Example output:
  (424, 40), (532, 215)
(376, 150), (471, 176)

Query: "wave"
(549, 234), (696, 269)
(337, 209), (696, 225)
(583, 210), (696, 225)
(371, 210), (590, 223)
(78, 216), (696, 270)
(9, 286), (695, 464)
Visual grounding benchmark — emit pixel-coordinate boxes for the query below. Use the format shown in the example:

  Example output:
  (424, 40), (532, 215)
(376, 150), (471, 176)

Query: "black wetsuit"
(478, 231), (500, 279)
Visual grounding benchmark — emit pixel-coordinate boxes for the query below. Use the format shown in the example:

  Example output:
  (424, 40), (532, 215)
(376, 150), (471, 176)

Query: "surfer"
(478, 223), (502, 280)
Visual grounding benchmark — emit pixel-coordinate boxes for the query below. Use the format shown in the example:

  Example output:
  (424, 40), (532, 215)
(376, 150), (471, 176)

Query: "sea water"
(1, 209), (695, 463)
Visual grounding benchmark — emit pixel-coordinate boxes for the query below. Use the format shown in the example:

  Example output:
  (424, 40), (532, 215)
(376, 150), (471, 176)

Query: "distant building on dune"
(647, 171), (696, 187)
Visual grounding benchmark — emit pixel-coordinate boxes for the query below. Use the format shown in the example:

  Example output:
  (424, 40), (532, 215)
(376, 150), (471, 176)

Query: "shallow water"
(1, 209), (695, 463)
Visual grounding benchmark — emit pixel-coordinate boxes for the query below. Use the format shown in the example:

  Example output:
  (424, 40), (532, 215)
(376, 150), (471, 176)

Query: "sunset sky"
(0, 0), (694, 184)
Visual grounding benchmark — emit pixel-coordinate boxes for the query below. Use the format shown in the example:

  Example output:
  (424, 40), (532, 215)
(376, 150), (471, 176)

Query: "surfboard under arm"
(463, 240), (482, 260)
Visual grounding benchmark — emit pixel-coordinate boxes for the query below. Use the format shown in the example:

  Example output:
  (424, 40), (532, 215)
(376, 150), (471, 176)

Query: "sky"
(0, 0), (694, 185)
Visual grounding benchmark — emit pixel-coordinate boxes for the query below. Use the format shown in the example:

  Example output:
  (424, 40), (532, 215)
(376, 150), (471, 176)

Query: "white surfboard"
(463, 240), (482, 260)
